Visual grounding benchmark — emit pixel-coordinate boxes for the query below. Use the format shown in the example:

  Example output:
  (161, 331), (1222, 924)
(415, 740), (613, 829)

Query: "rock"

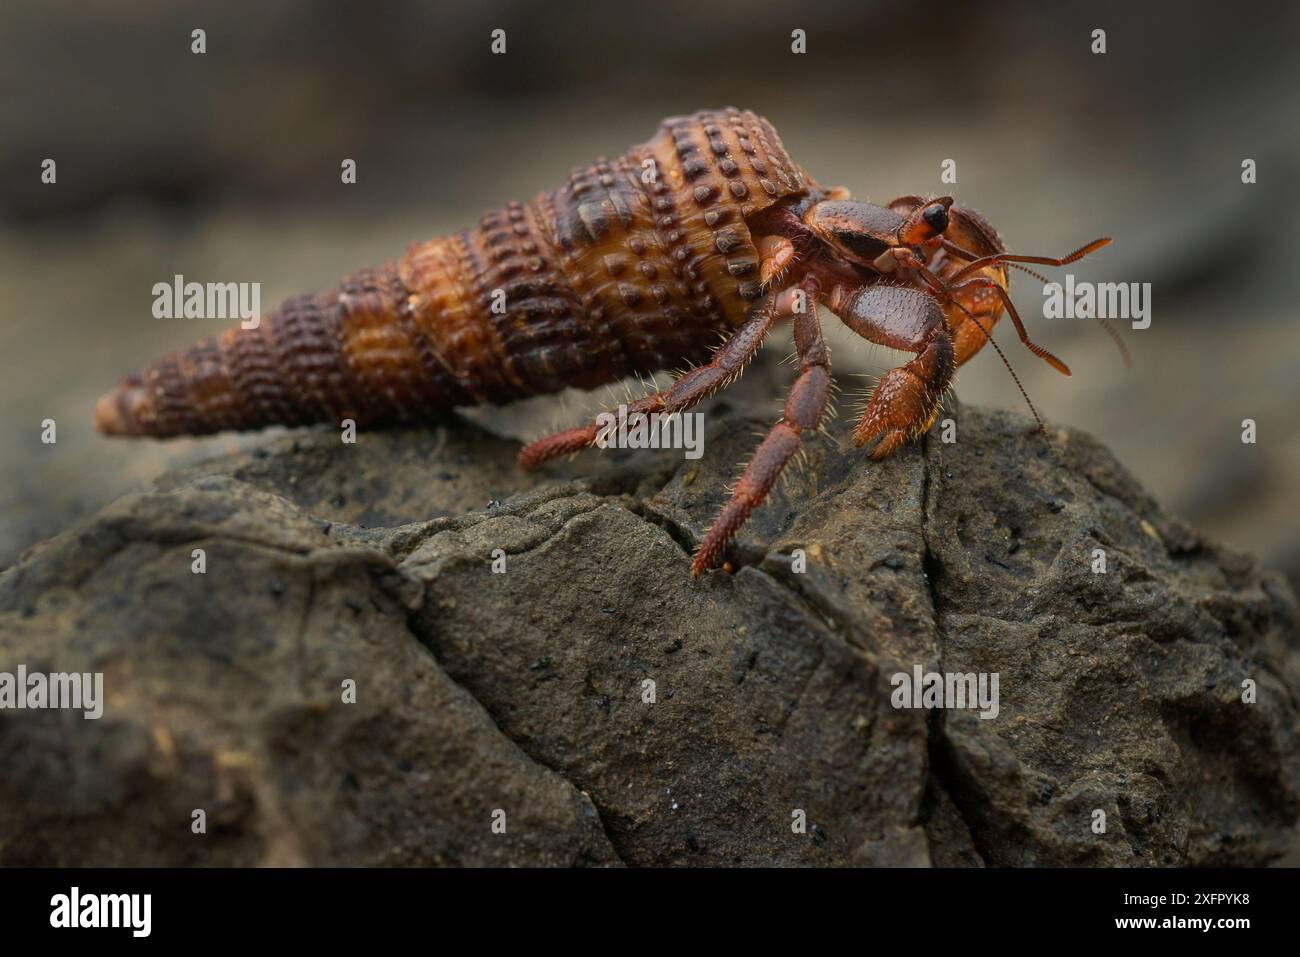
(1, 361), (1297, 866)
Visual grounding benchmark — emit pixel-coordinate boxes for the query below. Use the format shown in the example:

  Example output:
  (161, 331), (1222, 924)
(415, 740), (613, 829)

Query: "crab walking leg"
(517, 292), (784, 469)
(828, 284), (956, 460)
(692, 277), (828, 576)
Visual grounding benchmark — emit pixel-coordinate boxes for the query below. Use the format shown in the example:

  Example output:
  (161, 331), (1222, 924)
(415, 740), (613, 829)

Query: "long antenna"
(948, 237), (1112, 285)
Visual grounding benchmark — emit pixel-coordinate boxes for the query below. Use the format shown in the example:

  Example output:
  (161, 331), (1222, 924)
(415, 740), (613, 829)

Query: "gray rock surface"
(2, 365), (1298, 866)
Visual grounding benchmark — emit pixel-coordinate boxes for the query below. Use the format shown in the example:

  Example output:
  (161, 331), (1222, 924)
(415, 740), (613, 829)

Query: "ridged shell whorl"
(399, 107), (817, 402)
(94, 109), (816, 438)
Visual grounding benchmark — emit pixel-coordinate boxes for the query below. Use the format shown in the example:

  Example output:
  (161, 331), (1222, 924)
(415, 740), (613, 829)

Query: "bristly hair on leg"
(760, 245), (801, 291)
(822, 382), (841, 424)
(845, 371), (881, 425)
(938, 377), (960, 413)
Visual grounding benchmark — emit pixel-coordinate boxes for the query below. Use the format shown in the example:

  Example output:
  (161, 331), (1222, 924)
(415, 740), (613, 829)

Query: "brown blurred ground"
(2, 0), (1297, 584)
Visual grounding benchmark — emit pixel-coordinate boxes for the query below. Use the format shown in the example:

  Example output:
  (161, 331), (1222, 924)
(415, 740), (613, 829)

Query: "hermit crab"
(95, 108), (1110, 575)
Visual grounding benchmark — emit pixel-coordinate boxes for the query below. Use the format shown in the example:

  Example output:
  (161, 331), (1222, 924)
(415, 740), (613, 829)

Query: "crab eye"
(922, 204), (949, 234)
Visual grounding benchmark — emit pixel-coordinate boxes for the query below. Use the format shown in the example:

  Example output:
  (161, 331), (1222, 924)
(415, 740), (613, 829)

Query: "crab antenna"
(948, 237), (1112, 285)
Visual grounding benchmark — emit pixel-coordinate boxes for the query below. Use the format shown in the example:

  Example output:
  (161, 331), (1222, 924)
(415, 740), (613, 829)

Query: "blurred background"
(2, 0), (1297, 585)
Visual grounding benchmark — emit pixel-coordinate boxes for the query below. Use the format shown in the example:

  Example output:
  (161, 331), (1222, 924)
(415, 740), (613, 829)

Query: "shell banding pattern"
(94, 108), (816, 437)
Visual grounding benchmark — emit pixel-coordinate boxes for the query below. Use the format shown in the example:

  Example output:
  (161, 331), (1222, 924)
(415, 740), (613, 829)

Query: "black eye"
(922, 205), (949, 233)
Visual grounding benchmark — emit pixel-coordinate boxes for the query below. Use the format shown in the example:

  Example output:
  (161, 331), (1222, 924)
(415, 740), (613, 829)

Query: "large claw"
(852, 365), (942, 457)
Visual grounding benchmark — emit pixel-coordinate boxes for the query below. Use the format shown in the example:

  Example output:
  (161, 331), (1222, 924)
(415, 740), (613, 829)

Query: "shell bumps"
(95, 108), (815, 437)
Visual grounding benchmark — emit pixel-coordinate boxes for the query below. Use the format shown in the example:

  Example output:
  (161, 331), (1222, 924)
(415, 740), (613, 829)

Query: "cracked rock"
(1, 361), (1297, 866)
